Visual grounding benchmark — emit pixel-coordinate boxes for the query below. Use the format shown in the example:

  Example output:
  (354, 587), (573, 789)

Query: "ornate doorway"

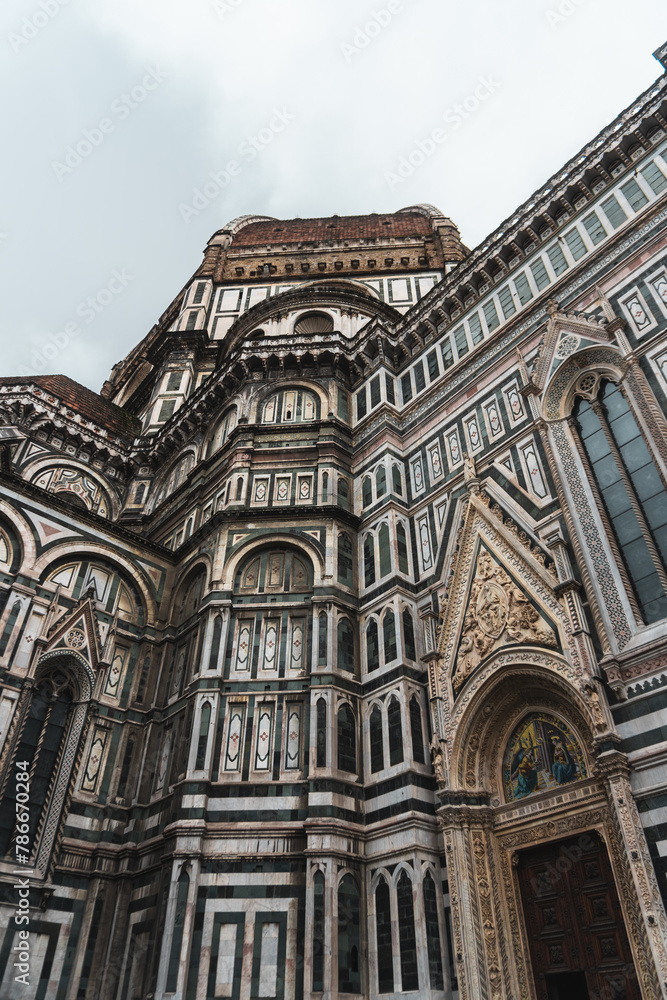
(517, 833), (640, 1000)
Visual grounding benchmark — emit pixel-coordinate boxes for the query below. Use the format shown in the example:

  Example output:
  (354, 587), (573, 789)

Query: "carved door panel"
(517, 834), (640, 1000)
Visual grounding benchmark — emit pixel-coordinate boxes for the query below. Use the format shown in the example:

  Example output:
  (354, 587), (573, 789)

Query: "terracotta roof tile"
(231, 212), (432, 248)
(0, 375), (141, 439)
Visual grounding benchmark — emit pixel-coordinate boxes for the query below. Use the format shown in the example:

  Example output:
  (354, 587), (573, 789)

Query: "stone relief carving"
(452, 548), (557, 693)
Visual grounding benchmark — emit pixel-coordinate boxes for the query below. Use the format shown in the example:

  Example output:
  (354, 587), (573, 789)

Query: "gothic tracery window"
(573, 377), (667, 623)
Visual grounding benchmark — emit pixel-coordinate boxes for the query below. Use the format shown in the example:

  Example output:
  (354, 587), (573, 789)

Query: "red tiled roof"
(231, 212), (433, 247)
(0, 375), (141, 439)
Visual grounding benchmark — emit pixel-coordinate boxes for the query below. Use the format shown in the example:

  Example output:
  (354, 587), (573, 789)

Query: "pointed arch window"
(364, 535), (376, 588)
(338, 875), (361, 994)
(337, 618), (355, 673)
(387, 697), (403, 766)
(396, 522), (410, 575)
(316, 699), (327, 767)
(194, 701), (212, 770)
(370, 706), (384, 773)
(0, 671), (75, 858)
(337, 705), (356, 773)
(423, 872), (444, 990)
(318, 611), (328, 666)
(337, 477), (350, 510)
(376, 466), (387, 498)
(366, 619), (379, 672)
(574, 378), (667, 623)
(207, 616), (222, 672)
(362, 477), (373, 508)
(403, 608), (416, 660)
(382, 609), (397, 663)
(166, 869), (189, 993)
(378, 523), (391, 577)
(409, 696), (425, 764)
(392, 464), (403, 495)
(313, 871), (325, 992)
(375, 877), (394, 993)
(338, 531), (354, 587)
(397, 870), (419, 991)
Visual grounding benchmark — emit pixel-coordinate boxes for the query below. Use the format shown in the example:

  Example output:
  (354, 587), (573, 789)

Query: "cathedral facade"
(2, 42), (667, 1000)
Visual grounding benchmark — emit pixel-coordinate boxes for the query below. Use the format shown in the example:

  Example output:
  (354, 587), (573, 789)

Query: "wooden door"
(516, 833), (641, 1000)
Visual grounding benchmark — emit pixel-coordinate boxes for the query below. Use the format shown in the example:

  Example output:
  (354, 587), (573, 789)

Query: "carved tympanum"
(452, 548), (557, 692)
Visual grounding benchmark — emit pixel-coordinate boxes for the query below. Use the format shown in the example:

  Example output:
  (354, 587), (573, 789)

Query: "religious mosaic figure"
(503, 713), (586, 802)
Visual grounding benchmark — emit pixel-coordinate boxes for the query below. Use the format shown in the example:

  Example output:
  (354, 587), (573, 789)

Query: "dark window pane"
(403, 608), (416, 659)
(409, 696), (424, 763)
(376, 878), (394, 992)
(367, 620), (379, 672)
(313, 872), (325, 992)
(423, 873), (444, 990)
(364, 536), (376, 588)
(397, 523), (409, 575)
(337, 706), (356, 773)
(397, 871), (419, 991)
(383, 611), (397, 663)
(338, 876), (361, 993)
(316, 700), (327, 767)
(388, 697), (403, 765)
(337, 619), (355, 673)
(379, 524), (391, 577)
(337, 532), (354, 586)
(370, 707), (384, 772)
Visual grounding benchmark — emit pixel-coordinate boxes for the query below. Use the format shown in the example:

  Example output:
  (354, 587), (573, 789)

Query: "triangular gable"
(530, 300), (612, 393)
(435, 491), (577, 702)
(42, 596), (102, 670)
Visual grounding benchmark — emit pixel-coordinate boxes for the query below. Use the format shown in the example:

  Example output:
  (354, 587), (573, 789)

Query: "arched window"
(313, 871), (325, 992)
(392, 464), (403, 495)
(364, 535), (376, 588)
(387, 697), (403, 766)
(376, 466), (387, 498)
(409, 696), (425, 764)
(366, 619), (379, 672)
(318, 612), (328, 665)
(261, 389), (318, 423)
(383, 609), (397, 663)
(235, 549), (312, 594)
(194, 701), (211, 770)
(396, 522), (409, 575)
(134, 482), (146, 505)
(376, 876), (394, 993)
(338, 477), (350, 510)
(316, 699), (327, 767)
(0, 671), (75, 858)
(378, 523), (391, 577)
(397, 870), (419, 991)
(337, 618), (355, 673)
(337, 705), (356, 773)
(176, 570), (205, 625)
(338, 875), (361, 994)
(209, 407), (237, 455)
(574, 378), (667, 623)
(370, 706), (384, 773)
(235, 477), (243, 500)
(44, 560), (144, 625)
(207, 616), (222, 672)
(362, 477), (373, 508)
(423, 872), (444, 989)
(322, 471), (329, 502)
(338, 532), (354, 587)
(166, 868), (189, 992)
(403, 608), (416, 660)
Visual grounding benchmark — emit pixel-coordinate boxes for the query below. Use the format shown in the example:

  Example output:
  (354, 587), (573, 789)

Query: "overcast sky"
(1, 0), (666, 391)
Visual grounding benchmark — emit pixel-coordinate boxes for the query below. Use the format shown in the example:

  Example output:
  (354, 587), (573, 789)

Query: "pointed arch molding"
(431, 491), (594, 748)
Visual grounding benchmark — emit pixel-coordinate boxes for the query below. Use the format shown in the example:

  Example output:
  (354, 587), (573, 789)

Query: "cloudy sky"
(1, 0), (666, 391)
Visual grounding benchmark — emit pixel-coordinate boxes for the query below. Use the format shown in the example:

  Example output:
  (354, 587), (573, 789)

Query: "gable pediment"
(42, 595), (102, 669)
(435, 491), (573, 701)
(530, 300), (613, 394)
